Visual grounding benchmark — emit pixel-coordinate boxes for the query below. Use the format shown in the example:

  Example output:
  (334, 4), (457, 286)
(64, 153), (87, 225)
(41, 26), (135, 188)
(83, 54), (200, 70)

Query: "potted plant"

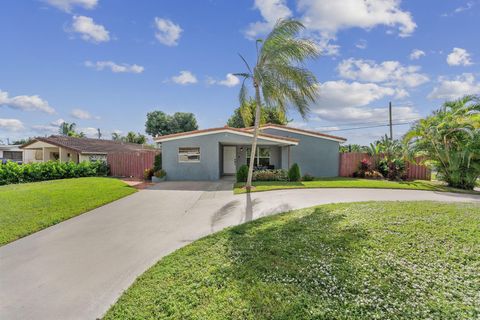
(152, 169), (166, 183)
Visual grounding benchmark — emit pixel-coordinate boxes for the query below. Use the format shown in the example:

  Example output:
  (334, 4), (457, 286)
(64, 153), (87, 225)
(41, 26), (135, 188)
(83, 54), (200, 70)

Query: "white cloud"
(428, 73), (480, 100)
(171, 71), (197, 85)
(337, 58), (429, 87)
(299, 0), (416, 38)
(409, 49), (425, 60)
(80, 127), (99, 138)
(32, 119), (65, 134)
(0, 89), (55, 114)
(0, 119), (24, 132)
(446, 47), (473, 66)
(71, 15), (110, 43)
(208, 73), (240, 87)
(245, 0), (292, 39)
(315, 105), (420, 123)
(246, 0), (416, 56)
(84, 60), (144, 73)
(71, 108), (99, 120)
(44, 0), (98, 12)
(315, 80), (396, 109)
(154, 18), (182, 46)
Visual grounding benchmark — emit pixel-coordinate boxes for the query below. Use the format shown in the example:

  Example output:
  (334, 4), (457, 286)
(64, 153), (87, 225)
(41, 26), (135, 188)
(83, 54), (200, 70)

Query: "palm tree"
(404, 95), (480, 189)
(235, 19), (320, 190)
(59, 122), (77, 136)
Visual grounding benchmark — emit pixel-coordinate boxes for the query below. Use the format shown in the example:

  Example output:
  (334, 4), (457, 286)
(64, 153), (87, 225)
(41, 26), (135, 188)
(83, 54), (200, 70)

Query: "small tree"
(288, 163), (301, 181)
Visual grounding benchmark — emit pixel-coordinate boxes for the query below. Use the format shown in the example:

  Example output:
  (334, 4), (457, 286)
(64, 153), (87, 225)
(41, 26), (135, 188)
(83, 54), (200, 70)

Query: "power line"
(315, 118), (420, 129)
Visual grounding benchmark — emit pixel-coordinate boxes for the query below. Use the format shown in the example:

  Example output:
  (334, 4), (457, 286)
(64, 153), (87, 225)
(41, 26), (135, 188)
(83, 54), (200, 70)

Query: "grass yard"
(234, 177), (480, 194)
(0, 177), (136, 246)
(104, 201), (480, 320)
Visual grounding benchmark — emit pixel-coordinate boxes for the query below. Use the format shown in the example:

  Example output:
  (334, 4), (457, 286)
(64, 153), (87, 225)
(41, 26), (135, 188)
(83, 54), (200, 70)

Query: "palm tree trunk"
(245, 81), (262, 191)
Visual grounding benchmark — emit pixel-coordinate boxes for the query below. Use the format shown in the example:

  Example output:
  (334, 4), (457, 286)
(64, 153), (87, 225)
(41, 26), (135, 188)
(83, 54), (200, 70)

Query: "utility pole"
(389, 101), (393, 140)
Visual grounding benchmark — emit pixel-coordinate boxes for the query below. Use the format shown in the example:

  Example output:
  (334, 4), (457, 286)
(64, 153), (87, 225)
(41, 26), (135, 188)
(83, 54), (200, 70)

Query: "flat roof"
(154, 126), (299, 145)
(248, 124), (347, 142)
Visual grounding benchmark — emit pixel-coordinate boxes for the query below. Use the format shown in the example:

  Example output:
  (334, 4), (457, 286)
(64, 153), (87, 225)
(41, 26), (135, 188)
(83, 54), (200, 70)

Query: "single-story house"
(21, 135), (152, 163)
(0, 145), (23, 163)
(154, 124), (346, 181)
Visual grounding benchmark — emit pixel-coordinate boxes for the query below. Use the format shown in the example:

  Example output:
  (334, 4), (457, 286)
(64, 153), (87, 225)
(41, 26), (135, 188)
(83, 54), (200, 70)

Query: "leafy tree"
(404, 95), (480, 189)
(58, 122), (85, 137)
(145, 111), (198, 137)
(169, 112), (198, 133)
(227, 98), (288, 128)
(235, 19), (319, 189)
(10, 138), (33, 145)
(111, 132), (122, 141)
(124, 132), (147, 144)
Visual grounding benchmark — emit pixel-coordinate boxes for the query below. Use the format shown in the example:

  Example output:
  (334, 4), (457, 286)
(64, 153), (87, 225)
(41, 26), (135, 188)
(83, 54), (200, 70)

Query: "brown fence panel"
(107, 150), (160, 179)
(339, 152), (431, 180)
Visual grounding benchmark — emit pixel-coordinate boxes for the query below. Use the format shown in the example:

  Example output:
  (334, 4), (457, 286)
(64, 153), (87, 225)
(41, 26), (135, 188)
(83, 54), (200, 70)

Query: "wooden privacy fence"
(339, 152), (431, 180)
(107, 150), (160, 179)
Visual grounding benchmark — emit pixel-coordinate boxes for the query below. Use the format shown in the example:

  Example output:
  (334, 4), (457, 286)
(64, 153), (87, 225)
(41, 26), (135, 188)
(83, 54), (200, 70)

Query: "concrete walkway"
(1, 180), (479, 320)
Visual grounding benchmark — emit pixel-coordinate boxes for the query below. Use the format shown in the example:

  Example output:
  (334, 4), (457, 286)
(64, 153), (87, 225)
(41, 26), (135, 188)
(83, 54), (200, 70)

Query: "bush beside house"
(0, 160), (109, 185)
(237, 163), (305, 183)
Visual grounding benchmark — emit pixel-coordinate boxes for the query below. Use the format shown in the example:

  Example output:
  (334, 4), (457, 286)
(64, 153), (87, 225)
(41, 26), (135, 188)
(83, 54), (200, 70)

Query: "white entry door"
(223, 146), (236, 174)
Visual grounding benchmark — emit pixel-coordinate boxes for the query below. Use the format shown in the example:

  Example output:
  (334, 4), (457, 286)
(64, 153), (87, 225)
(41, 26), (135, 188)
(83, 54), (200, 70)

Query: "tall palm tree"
(235, 19), (320, 189)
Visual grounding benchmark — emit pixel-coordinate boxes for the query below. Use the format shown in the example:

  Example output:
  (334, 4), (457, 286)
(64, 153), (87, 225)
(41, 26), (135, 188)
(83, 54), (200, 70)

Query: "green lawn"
(0, 177), (136, 246)
(104, 201), (480, 320)
(234, 177), (480, 194)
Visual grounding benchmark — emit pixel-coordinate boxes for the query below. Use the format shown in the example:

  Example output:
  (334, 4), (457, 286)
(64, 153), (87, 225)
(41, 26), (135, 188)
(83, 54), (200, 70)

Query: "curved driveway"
(1, 180), (479, 320)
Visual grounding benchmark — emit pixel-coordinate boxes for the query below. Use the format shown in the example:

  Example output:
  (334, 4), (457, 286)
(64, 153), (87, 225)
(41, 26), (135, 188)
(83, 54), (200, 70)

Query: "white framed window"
(246, 147), (270, 166)
(178, 147), (200, 163)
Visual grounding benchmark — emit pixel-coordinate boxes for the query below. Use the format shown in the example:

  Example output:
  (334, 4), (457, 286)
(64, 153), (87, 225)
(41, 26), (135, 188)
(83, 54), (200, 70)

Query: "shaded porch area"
(219, 143), (292, 177)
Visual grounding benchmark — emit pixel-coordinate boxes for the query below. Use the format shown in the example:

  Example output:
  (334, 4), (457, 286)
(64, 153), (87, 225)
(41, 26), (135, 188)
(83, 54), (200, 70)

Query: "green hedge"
(0, 161), (109, 185)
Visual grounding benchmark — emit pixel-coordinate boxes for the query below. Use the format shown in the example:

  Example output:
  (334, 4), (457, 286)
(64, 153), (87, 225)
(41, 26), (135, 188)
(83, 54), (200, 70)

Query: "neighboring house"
(154, 124), (346, 181)
(21, 135), (152, 163)
(0, 145), (23, 164)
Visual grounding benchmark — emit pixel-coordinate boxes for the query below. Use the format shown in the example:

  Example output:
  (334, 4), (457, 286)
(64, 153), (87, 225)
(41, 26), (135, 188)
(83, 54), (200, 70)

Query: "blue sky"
(0, 0), (479, 144)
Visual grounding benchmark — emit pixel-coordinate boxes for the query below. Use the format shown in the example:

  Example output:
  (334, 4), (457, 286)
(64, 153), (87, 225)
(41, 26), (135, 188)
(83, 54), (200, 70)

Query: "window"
(3, 151), (22, 161)
(178, 147), (200, 163)
(246, 147), (270, 166)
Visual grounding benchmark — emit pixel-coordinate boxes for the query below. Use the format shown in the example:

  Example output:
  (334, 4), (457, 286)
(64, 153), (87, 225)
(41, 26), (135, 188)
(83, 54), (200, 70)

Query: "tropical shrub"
(153, 153), (162, 172)
(0, 160), (109, 185)
(405, 95), (480, 189)
(302, 173), (315, 181)
(154, 169), (166, 178)
(144, 168), (154, 180)
(236, 165), (249, 183)
(253, 169), (288, 181)
(288, 163), (301, 182)
(386, 158), (407, 181)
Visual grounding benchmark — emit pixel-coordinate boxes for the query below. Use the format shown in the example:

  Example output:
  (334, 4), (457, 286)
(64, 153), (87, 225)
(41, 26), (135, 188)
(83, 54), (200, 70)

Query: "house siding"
(161, 132), (286, 181)
(261, 128), (341, 177)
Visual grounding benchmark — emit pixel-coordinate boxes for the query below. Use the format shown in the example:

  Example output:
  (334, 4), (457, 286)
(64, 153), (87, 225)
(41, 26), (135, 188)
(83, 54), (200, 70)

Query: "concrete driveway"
(1, 180), (479, 320)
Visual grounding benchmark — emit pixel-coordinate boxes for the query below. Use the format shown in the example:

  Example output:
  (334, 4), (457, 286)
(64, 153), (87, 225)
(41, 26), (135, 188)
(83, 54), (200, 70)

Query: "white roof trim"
(260, 126), (346, 143)
(155, 129), (298, 145)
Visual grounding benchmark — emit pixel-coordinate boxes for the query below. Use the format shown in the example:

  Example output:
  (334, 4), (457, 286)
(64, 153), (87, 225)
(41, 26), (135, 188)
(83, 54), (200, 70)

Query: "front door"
(223, 146), (236, 174)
